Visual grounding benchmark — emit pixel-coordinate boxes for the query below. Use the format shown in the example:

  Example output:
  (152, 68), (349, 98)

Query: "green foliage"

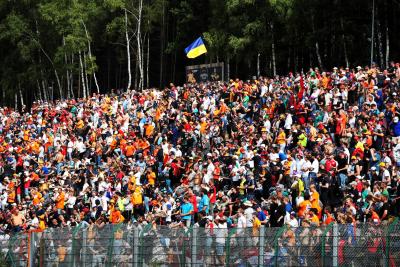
(0, 0), (398, 106)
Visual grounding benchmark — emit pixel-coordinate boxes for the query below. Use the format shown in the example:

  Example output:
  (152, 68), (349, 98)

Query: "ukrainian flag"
(185, 37), (207, 58)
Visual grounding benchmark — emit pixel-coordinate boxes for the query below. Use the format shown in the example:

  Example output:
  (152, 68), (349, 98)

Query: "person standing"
(180, 196), (194, 227)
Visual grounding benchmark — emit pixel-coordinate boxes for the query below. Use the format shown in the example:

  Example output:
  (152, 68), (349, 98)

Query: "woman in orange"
(32, 189), (43, 206)
(297, 193), (312, 218)
(7, 188), (16, 204)
(310, 184), (322, 218)
(55, 189), (65, 213)
(109, 207), (124, 224)
(144, 122), (155, 137)
(125, 141), (135, 157)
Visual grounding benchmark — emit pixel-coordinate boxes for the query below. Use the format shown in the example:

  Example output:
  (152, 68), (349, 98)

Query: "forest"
(0, 0), (399, 108)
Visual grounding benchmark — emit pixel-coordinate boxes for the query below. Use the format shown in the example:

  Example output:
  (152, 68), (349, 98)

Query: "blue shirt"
(198, 195), (210, 214)
(393, 122), (400, 137)
(257, 211), (267, 222)
(181, 202), (193, 221)
(285, 203), (293, 213)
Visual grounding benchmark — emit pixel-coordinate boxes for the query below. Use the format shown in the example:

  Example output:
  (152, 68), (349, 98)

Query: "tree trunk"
(340, 18), (349, 68)
(63, 37), (71, 99)
(172, 45), (177, 83)
(137, 0), (144, 91)
(312, 15), (323, 69)
(36, 80), (42, 102)
(50, 82), (54, 101)
(1, 89), (4, 106)
(227, 57), (230, 81)
(385, 25), (389, 69)
(146, 29), (150, 88)
(270, 23), (276, 76)
(159, 0), (166, 88)
(83, 51), (90, 97)
(384, 0), (389, 68)
(18, 83), (24, 109)
(79, 50), (86, 99)
(370, 0), (375, 65)
(54, 70), (62, 100)
(42, 80), (47, 102)
(315, 42), (322, 69)
(70, 54), (75, 99)
(82, 20), (100, 94)
(15, 93), (17, 111)
(377, 19), (384, 68)
(125, 9), (132, 90)
(36, 40), (62, 100)
(134, 52), (139, 90)
(257, 53), (260, 77)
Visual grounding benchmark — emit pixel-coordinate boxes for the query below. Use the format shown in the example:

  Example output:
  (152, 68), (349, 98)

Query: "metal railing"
(2, 220), (400, 267)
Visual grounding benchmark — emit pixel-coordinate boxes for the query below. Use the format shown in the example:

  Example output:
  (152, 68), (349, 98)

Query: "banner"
(185, 62), (224, 83)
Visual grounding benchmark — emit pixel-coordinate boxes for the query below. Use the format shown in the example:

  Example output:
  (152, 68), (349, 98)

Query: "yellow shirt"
(276, 131), (286, 145)
(147, 172), (156, 186)
(76, 120), (84, 129)
(131, 187), (143, 205)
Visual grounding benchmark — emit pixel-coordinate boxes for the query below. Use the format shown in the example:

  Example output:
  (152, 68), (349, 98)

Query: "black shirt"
(379, 201), (390, 220)
(337, 157), (348, 174)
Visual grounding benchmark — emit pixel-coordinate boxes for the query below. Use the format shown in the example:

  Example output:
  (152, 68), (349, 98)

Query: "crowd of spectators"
(1, 62), (400, 238)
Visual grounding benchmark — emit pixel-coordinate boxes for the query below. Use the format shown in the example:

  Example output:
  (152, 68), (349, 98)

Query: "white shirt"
(311, 159), (319, 173)
(215, 222), (227, 244)
(67, 196), (77, 209)
(244, 207), (254, 226)
(98, 181), (108, 193)
(76, 141), (86, 154)
(394, 144), (400, 162)
(284, 114), (292, 130)
(91, 196), (101, 208)
(237, 215), (247, 228)
(284, 213), (299, 227)
(67, 141), (74, 153)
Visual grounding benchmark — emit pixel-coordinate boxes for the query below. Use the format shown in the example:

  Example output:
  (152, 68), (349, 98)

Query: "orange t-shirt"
(33, 192), (43, 206)
(125, 145), (135, 157)
(311, 191), (322, 214)
(147, 172), (156, 185)
(110, 210), (123, 224)
(145, 124), (155, 137)
(310, 214), (320, 226)
(323, 214), (335, 225)
(298, 200), (311, 217)
(200, 122), (208, 134)
(7, 191), (15, 203)
(56, 192), (65, 209)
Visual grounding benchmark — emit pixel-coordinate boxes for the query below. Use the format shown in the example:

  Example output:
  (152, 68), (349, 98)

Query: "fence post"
(332, 223), (338, 267)
(28, 231), (36, 267)
(258, 225), (265, 266)
(321, 222), (334, 267)
(225, 228), (237, 267)
(28, 231), (33, 267)
(133, 226), (139, 267)
(138, 224), (152, 267)
(191, 226), (197, 267)
(273, 225), (287, 267)
(70, 223), (82, 267)
(385, 218), (399, 267)
(81, 229), (87, 267)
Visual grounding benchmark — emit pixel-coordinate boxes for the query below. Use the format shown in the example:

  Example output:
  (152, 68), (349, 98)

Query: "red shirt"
(209, 185), (217, 204)
(325, 159), (337, 173)
(190, 195), (198, 213)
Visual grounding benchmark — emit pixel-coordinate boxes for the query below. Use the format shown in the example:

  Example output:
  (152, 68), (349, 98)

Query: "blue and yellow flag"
(184, 37), (207, 58)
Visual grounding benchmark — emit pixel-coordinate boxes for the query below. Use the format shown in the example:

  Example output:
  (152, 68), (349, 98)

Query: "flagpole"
(370, 0), (375, 66)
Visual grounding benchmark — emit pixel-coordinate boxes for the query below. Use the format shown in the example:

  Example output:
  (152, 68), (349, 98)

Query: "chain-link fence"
(2, 220), (400, 267)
